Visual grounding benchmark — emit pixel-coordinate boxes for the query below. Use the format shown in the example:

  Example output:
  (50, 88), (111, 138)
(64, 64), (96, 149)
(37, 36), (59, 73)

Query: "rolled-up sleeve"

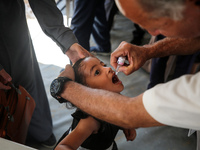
(28, 0), (78, 53)
(143, 72), (200, 130)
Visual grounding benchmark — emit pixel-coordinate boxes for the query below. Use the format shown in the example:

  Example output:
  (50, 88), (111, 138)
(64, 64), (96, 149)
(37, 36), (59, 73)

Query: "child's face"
(81, 57), (124, 93)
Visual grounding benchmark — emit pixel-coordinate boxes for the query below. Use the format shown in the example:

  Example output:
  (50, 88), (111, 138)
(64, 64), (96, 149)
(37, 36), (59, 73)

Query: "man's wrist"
(50, 77), (72, 103)
(65, 43), (78, 54)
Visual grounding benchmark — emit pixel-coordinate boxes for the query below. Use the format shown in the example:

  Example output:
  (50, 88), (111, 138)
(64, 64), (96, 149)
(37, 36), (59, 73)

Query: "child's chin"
(116, 86), (124, 93)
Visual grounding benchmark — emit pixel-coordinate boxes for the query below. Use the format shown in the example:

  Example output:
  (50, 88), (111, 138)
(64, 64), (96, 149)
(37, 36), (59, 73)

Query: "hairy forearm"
(145, 37), (200, 59)
(61, 81), (162, 129)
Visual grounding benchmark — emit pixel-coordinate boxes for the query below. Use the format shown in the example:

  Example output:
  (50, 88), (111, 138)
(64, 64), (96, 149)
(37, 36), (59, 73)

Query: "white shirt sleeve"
(143, 72), (200, 130)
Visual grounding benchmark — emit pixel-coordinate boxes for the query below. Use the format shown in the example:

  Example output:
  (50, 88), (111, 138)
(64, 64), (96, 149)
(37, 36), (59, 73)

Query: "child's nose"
(107, 67), (113, 73)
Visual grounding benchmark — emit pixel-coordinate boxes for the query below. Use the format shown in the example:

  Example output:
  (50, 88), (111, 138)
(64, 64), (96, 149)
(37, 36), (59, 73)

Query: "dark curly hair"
(64, 57), (88, 108)
(72, 57), (87, 85)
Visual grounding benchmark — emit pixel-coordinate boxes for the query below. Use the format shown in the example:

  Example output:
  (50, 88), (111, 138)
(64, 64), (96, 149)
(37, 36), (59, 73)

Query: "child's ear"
(58, 64), (75, 81)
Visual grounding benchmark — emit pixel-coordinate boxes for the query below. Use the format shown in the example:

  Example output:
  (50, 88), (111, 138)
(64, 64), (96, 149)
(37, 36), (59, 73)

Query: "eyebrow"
(100, 61), (105, 66)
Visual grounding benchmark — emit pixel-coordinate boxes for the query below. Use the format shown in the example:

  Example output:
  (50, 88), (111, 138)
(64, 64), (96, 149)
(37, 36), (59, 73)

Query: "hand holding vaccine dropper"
(116, 56), (126, 75)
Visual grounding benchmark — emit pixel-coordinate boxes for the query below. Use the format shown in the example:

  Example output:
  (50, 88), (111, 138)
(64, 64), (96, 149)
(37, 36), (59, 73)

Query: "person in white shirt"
(51, 0), (200, 149)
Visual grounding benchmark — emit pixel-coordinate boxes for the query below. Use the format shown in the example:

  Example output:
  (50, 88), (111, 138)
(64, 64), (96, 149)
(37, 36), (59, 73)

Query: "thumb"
(0, 69), (12, 82)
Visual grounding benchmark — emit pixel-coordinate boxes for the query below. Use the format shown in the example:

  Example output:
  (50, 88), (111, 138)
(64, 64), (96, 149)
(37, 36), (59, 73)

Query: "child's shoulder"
(74, 114), (100, 134)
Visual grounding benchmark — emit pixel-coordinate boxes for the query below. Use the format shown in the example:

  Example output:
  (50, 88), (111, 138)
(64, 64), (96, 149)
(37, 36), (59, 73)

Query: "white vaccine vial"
(116, 56), (126, 75)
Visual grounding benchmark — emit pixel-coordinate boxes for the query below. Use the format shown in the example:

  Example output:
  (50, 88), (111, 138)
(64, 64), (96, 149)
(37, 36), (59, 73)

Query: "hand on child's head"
(59, 64), (75, 81)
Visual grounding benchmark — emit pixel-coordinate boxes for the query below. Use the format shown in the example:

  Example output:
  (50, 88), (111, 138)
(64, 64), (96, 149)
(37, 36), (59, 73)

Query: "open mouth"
(112, 74), (120, 84)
